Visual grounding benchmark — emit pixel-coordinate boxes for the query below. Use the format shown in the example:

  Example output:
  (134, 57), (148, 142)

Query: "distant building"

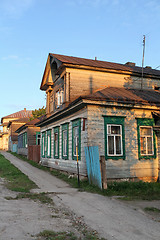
(0, 108), (32, 151)
(16, 118), (40, 158)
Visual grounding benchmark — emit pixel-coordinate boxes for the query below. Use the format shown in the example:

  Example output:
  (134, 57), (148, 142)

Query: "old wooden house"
(0, 109), (32, 151)
(7, 118), (31, 152)
(16, 118), (40, 159)
(37, 53), (160, 181)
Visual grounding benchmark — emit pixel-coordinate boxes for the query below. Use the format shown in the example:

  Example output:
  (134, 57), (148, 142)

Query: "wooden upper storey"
(40, 53), (160, 116)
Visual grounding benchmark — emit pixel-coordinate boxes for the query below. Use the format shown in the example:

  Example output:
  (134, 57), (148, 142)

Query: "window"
(36, 132), (41, 145)
(56, 89), (64, 108)
(104, 116), (125, 160)
(140, 127), (153, 155)
(137, 118), (156, 159)
(41, 132), (46, 158)
(72, 119), (81, 160)
(107, 125), (123, 156)
(22, 132), (27, 148)
(54, 127), (59, 158)
(47, 130), (51, 158)
(62, 124), (69, 159)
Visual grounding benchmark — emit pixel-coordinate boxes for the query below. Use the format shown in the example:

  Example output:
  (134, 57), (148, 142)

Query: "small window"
(56, 89), (64, 108)
(137, 118), (156, 159)
(36, 132), (41, 145)
(140, 126), (154, 155)
(73, 126), (79, 157)
(104, 116), (125, 160)
(54, 127), (59, 159)
(41, 132), (46, 157)
(63, 130), (67, 156)
(72, 119), (81, 160)
(107, 124), (123, 156)
(47, 130), (51, 158)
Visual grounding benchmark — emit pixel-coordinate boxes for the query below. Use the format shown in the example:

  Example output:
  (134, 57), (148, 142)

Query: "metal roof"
(82, 87), (160, 105)
(50, 53), (160, 77)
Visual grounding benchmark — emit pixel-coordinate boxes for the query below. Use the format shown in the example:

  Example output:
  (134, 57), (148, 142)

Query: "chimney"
(125, 62), (136, 67)
(24, 108), (26, 111)
(145, 66), (152, 69)
(95, 57), (97, 60)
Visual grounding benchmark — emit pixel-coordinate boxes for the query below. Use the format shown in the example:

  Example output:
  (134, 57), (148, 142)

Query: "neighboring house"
(7, 118), (30, 153)
(16, 118), (40, 158)
(0, 109), (32, 151)
(36, 53), (160, 181)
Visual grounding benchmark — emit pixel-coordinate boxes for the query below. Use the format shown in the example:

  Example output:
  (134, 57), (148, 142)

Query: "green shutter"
(137, 118), (156, 159)
(72, 119), (81, 160)
(62, 123), (69, 160)
(104, 116), (125, 160)
(54, 127), (59, 159)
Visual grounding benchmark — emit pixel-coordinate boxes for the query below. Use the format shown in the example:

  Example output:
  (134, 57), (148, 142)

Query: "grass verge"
(0, 153), (37, 192)
(144, 207), (160, 213)
(5, 192), (53, 204)
(9, 152), (160, 200)
(36, 230), (105, 240)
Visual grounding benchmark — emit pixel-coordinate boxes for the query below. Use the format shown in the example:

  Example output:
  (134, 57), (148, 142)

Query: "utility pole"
(141, 35), (145, 90)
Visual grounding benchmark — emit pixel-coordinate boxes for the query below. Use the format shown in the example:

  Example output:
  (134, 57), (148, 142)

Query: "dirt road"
(1, 151), (160, 240)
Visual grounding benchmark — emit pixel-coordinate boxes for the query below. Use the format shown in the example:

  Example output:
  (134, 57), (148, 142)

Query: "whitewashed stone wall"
(40, 103), (159, 181)
(87, 104), (159, 180)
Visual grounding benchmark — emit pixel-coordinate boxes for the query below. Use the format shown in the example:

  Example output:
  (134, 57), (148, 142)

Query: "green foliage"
(0, 153), (37, 192)
(144, 207), (160, 213)
(37, 230), (77, 240)
(36, 230), (105, 240)
(5, 192), (53, 204)
(30, 106), (46, 121)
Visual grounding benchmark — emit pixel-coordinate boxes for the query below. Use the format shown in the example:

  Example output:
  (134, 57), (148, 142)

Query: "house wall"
(0, 136), (2, 149)
(156, 119), (160, 179)
(40, 107), (88, 175)
(47, 66), (160, 116)
(87, 104), (159, 181)
(28, 126), (40, 146)
(67, 67), (160, 101)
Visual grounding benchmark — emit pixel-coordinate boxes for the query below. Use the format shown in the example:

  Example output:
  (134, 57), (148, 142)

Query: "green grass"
(0, 153), (37, 192)
(37, 230), (77, 240)
(144, 207), (160, 213)
(36, 230), (105, 240)
(5, 192), (53, 204)
(9, 152), (160, 200)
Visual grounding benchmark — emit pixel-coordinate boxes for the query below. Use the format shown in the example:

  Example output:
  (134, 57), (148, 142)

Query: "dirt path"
(1, 151), (160, 240)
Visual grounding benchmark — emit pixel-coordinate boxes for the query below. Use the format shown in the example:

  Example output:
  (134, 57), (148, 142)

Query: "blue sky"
(0, 0), (160, 123)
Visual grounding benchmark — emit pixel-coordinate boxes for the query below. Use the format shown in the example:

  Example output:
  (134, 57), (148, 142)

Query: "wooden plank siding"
(40, 108), (88, 176)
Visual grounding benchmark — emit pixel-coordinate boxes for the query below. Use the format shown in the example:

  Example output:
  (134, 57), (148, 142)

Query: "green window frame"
(72, 119), (81, 160)
(41, 132), (46, 158)
(22, 132), (27, 148)
(62, 123), (69, 160)
(47, 130), (51, 158)
(36, 132), (41, 145)
(54, 127), (59, 159)
(104, 116), (125, 160)
(25, 132), (27, 148)
(137, 118), (156, 159)
(22, 133), (25, 148)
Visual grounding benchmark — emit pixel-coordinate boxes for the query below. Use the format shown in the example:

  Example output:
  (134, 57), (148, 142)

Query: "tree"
(29, 107), (46, 121)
